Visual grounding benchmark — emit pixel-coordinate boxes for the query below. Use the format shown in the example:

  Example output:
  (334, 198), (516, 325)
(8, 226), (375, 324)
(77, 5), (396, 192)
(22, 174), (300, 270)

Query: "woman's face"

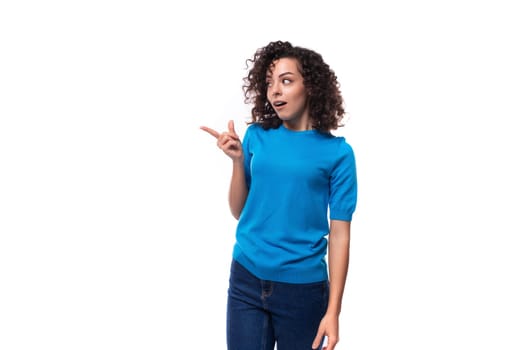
(266, 57), (310, 129)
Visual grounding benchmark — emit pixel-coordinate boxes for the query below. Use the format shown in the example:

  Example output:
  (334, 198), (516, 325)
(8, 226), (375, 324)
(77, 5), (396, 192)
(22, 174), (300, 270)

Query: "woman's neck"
(282, 117), (312, 131)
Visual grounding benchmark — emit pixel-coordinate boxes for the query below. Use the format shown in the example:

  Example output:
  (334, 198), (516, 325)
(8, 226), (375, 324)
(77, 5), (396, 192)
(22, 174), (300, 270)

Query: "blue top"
(232, 123), (358, 283)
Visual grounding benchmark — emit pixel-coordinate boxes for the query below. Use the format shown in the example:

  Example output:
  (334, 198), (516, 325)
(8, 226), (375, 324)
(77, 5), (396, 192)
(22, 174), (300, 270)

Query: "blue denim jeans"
(227, 259), (329, 350)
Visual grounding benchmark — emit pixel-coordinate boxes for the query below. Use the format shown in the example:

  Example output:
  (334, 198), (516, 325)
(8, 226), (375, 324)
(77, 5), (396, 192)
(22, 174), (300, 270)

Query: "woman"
(201, 40), (357, 350)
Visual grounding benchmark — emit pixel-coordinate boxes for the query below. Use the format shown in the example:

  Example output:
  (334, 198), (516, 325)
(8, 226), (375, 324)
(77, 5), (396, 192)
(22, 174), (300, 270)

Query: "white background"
(1, 0), (524, 349)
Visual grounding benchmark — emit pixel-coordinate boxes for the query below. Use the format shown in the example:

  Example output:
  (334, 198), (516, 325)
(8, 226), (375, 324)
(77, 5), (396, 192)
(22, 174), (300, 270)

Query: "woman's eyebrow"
(267, 72), (294, 79)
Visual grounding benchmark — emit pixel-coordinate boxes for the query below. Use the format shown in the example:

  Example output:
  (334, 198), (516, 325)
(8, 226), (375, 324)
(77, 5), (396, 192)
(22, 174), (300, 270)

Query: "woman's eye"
(283, 79), (292, 84)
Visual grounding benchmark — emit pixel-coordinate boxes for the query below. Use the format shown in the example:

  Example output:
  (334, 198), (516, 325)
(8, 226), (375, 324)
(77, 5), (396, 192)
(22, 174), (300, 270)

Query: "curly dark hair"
(243, 41), (345, 132)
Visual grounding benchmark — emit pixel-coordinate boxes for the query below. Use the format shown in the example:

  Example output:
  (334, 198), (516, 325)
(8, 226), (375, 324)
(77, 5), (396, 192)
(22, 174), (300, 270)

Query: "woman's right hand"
(200, 120), (243, 161)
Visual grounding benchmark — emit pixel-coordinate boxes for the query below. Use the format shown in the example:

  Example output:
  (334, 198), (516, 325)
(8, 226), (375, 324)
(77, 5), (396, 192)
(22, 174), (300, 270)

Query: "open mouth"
(273, 101), (287, 109)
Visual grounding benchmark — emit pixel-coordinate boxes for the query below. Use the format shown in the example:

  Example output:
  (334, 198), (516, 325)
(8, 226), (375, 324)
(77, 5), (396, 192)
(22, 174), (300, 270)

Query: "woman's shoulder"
(246, 122), (264, 133)
(246, 122), (263, 132)
(243, 122), (262, 138)
(241, 122), (266, 143)
(326, 133), (355, 155)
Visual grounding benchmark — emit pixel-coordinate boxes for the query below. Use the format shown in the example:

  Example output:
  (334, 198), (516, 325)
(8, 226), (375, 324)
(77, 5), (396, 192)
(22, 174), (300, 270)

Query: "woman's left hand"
(312, 313), (339, 350)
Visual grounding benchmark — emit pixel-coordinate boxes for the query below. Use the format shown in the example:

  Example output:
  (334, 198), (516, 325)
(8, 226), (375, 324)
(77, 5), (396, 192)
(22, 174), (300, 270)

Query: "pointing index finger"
(200, 126), (220, 139)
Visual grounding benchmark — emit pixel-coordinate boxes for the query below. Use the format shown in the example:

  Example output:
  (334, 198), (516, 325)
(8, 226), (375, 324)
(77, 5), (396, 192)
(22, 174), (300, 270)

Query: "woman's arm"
(327, 219), (351, 317)
(312, 219), (351, 350)
(229, 158), (248, 220)
(200, 120), (248, 220)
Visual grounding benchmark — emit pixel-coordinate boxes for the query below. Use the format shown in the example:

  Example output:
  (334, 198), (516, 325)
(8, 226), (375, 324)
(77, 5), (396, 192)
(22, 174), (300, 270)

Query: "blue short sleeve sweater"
(233, 123), (357, 283)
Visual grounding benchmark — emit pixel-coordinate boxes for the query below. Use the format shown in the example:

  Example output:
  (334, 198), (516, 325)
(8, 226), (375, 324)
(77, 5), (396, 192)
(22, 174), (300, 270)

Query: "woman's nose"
(270, 84), (282, 96)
